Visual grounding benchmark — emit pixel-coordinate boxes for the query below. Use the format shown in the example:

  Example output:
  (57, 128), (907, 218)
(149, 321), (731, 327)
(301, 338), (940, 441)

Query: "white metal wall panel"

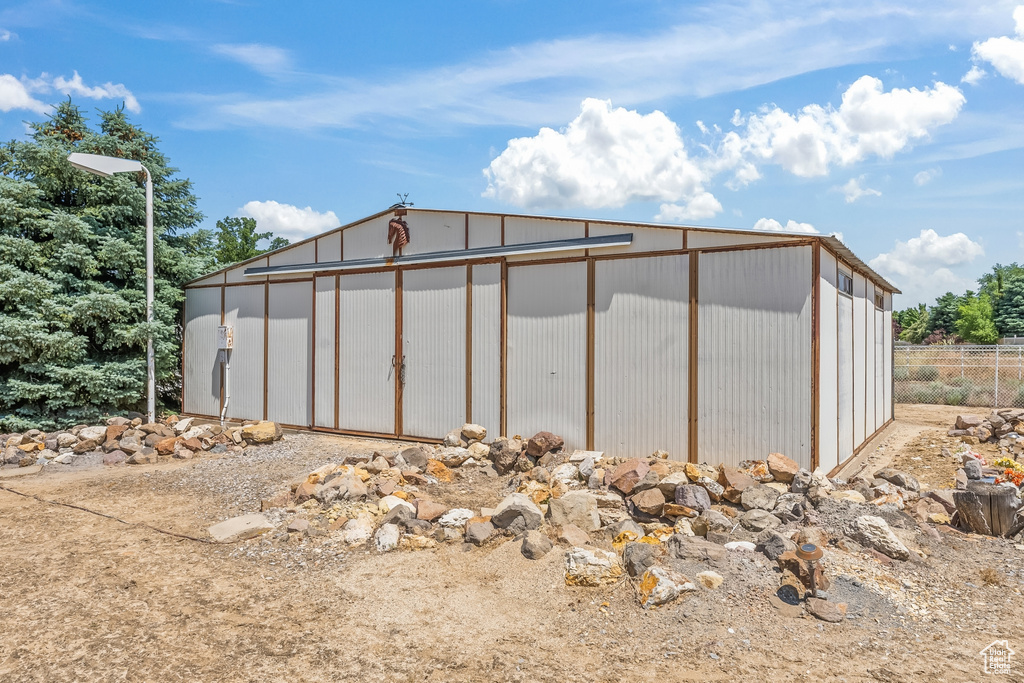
(342, 215), (393, 260)
(183, 287), (222, 417)
(837, 288), (854, 465)
(267, 281), (312, 426)
(507, 262), (587, 450)
(588, 223), (682, 255)
(268, 240), (315, 268)
(314, 277), (335, 428)
(468, 214), (501, 249)
(865, 287), (877, 437)
(697, 246), (813, 468)
(401, 212), (466, 256)
(471, 264), (501, 440)
(883, 292), (893, 422)
(875, 306), (885, 429)
(818, 249), (839, 472)
(223, 285), (264, 421)
(191, 273), (224, 286)
(687, 231), (799, 248)
(226, 257), (266, 283)
(505, 217), (585, 261)
(337, 272), (395, 433)
(317, 232), (341, 263)
(402, 267), (467, 437)
(595, 255), (688, 460)
(852, 273), (867, 447)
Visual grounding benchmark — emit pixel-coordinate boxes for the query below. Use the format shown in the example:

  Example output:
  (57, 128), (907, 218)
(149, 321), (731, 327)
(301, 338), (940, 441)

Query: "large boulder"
(521, 530), (553, 559)
(564, 547), (623, 586)
(491, 493), (543, 533)
(78, 426), (107, 442)
(757, 529), (797, 560)
(461, 423), (487, 442)
(665, 535), (727, 563)
(607, 458), (650, 495)
(526, 431), (564, 458)
(741, 485), (780, 511)
(849, 515), (910, 561)
(873, 468), (920, 492)
(400, 445), (431, 470)
(638, 567), (697, 608)
(547, 491), (600, 531)
(374, 524), (401, 553)
(465, 520), (494, 545)
(241, 421), (282, 444)
(674, 485), (712, 513)
(208, 514), (274, 543)
(719, 465), (756, 503)
(767, 452), (800, 483)
(629, 487), (666, 516)
(488, 437), (524, 474)
(622, 542), (659, 577)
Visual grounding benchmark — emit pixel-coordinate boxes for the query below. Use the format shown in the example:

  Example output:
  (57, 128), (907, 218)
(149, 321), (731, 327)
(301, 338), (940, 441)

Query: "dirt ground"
(1, 406), (1023, 682)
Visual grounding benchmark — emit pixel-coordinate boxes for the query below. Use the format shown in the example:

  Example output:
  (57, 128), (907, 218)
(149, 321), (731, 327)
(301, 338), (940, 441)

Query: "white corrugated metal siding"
(507, 262), (587, 450)
(314, 277), (335, 428)
(875, 306), (885, 428)
(223, 285), (264, 421)
(697, 246), (813, 468)
(594, 255), (688, 460)
(818, 249), (839, 472)
(865, 289), (877, 437)
(183, 287), (221, 417)
(883, 292), (893, 422)
(837, 288), (854, 464)
(471, 264), (501, 441)
(401, 266), (466, 437)
(337, 271), (395, 433)
(852, 273), (867, 446)
(267, 281), (312, 426)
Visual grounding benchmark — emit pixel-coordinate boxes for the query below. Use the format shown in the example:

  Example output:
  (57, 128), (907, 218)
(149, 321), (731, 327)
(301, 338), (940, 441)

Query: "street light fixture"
(67, 152), (155, 423)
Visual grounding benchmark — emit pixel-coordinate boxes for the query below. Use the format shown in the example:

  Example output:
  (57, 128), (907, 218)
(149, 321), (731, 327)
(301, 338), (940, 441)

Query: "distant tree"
(927, 292), (963, 336)
(213, 216), (288, 266)
(899, 304), (930, 344)
(955, 293), (999, 344)
(993, 273), (1024, 337)
(978, 262), (1024, 300)
(921, 328), (962, 345)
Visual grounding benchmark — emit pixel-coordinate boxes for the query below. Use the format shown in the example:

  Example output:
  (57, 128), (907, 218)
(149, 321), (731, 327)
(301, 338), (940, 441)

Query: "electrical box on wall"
(217, 325), (234, 350)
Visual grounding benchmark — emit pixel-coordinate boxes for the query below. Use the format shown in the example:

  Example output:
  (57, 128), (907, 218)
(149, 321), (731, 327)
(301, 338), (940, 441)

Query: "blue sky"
(2, 0), (1023, 307)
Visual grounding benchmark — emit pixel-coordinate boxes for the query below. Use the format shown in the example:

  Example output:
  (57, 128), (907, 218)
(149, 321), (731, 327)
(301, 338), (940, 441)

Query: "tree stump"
(953, 482), (1022, 537)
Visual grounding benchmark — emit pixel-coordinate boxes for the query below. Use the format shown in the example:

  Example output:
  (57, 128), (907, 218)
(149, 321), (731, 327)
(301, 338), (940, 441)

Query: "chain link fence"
(895, 344), (1024, 408)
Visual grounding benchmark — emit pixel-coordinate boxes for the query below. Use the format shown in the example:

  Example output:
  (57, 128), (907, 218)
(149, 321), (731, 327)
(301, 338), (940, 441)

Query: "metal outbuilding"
(181, 208), (898, 473)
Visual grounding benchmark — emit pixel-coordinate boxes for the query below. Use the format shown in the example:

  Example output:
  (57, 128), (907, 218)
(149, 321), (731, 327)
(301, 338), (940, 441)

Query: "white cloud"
(752, 217), (819, 234)
(0, 71), (139, 114)
(913, 167), (942, 186)
(727, 76), (965, 179)
(212, 43), (292, 75)
(0, 29), (13, 42)
(961, 65), (987, 85)
(238, 200), (339, 242)
(0, 74), (48, 113)
(869, 229), (984, 306)
(655, 193), (723, 222)
(972, 5), (1024, 85)
(52, 71), (140, 113)
(838, 175), (882, 203)
(483, 98), (716, 214)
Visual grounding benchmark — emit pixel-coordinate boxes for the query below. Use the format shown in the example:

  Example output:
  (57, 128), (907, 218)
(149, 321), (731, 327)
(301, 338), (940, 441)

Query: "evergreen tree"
(0, 101), (213, 430)
(927, 292), (962, 336)
(213, 216), (289, 266)
(899, 304), (930, 343)
(993, 273), (1024, 337)
(955, 293), (999, 344)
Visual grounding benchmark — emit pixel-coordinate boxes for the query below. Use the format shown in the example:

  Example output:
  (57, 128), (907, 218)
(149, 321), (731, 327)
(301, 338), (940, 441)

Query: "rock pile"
(0, 415), (283, 469)
(226, 424), (986, 620)
(949, 410), (1024, 457)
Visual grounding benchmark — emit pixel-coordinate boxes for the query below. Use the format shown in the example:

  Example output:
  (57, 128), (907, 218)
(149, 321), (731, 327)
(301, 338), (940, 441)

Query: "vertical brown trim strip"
(688, 252), (699, 463)
(263, 282), (269, 421)
(586, 258), (596, 449)
(682, 229), (688, 250)
(464, 213), (470, 250)
(334, 274), (340, 431)
(310, 278), (317, 429)
(811, 245), (821, 471)
(339, 229), (344, 262)
(395, 268), (404, 436)
(584, 221), (590, 258)
(314, 238), (319, 264)
(500, 215), (505, 246)
(500, 259), (508, 437)
(219, 285), (225, 418)
(466, 265), (473, 423)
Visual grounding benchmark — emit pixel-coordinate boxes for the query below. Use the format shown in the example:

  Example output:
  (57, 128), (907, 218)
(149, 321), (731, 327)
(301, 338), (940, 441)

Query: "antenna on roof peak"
(389, 193), (414, 210)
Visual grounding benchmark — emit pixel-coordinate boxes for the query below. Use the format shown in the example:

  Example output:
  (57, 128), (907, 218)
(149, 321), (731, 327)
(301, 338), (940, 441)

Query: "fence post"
(960, 346), (964, 378)
(994, 345), (999, 408)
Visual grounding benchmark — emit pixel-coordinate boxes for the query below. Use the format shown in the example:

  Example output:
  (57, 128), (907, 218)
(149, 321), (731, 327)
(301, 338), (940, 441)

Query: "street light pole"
(67, 152), (156, 423)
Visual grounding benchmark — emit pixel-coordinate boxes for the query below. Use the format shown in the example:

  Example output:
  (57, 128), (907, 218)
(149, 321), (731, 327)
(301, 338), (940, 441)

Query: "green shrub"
(894, 366), (910, 381)
(910, 365), (940, 381)
(945, 388), (968, 406)
(948, 376), (974, 389)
